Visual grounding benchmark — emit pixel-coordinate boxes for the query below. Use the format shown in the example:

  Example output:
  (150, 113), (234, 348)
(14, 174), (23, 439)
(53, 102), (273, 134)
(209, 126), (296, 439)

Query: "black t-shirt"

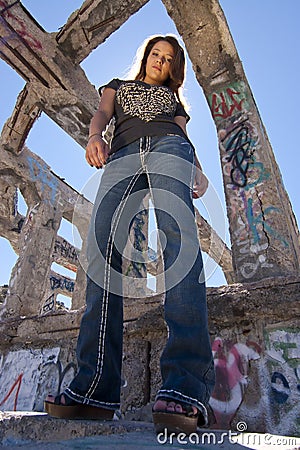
(99, 78), (191, 154)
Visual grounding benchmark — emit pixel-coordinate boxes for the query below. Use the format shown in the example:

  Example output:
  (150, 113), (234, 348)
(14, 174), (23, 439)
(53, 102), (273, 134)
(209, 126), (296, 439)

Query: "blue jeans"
(65, 135), (215, 423)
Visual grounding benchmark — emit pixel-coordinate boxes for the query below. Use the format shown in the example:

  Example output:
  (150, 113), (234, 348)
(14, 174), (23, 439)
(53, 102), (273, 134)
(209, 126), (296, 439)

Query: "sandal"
(44, 393), (114, 420)
(152, 398), (201, 435)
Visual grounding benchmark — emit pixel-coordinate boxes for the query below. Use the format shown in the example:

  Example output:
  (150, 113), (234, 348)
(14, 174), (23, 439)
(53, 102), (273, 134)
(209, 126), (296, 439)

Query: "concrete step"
(0, 412), (299, 449)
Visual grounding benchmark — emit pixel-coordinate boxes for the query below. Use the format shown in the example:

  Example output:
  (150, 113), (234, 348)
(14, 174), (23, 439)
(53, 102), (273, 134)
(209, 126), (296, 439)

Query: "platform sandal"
(44, 393), (114, 420)
(152, 399), (201, 435)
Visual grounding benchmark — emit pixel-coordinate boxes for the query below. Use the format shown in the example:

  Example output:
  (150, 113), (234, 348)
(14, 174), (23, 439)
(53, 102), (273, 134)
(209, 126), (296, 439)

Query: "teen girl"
(45, 34), (215, 435)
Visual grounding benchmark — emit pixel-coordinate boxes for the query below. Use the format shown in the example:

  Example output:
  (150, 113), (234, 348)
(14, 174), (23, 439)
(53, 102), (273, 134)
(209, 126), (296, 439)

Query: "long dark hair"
(134, 35), (186, 104)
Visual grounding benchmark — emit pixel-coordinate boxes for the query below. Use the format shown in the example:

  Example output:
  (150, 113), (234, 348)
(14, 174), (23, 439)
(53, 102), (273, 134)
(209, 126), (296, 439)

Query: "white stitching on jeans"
(65, 387), (119, 407)
(140, 136), (152, 198)
(85, 162), (144, 400)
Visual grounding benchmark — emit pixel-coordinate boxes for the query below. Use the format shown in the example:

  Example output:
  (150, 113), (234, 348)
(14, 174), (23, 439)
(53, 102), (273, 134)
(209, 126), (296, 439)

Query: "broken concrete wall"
(121, 277), (299, 435)
(0, 278), (298, 435)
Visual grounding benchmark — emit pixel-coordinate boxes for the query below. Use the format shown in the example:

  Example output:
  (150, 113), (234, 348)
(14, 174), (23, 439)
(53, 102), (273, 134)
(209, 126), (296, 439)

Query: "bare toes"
(153, 399), (168, 412)
(166, 401), (176, 412)
(174, 403), (183, 413)
(45, 394), (66, 405)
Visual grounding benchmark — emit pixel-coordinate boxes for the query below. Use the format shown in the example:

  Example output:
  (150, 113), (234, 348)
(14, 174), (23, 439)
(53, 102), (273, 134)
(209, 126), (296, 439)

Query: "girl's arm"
(86, 87), (116, 169)
(174, 116), (208, 198)
(192, 154), (208, 198)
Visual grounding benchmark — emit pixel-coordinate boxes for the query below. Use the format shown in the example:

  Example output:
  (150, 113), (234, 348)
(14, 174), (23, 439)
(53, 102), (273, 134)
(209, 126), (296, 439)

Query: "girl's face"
(143, 40), (174, 86)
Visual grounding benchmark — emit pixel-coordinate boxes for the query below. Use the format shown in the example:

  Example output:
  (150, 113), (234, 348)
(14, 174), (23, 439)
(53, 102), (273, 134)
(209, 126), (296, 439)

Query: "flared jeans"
(65, 135), (215, 424)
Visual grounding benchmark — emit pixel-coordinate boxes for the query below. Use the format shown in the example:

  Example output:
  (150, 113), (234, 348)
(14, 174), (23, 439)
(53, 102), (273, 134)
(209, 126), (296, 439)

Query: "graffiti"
(11, 217), (25, 233)
(210, 82), (248, 120)
(239, 258), (272, 280)
(42, 218), (55, 229)
(44, 359), (77, 396)
(247, 198), (288, 247)
(209, 337), (261, 428)
(264, 327), (300, 428)
(223, 153), (269, 192)
(0, 348), (68, 412)
(218, 107), (289, 279)
(27, 156), (59, 204)
(53, 239), (78, 263)
(0, 1), (42, 50)
(0, 15), (16, 45)
(0, 373), (23, 411)
(42, 293), (55, 314)
(50, 274), (75, 293)
(55, 105), (89, 140)
(22, 202), (39, 229)
(209, 334), (298, 431)
(235, 227), (273, 279)
(271, 371), (290, 404)
(221, 119), (257, 187)
(232, 197), (286, 279)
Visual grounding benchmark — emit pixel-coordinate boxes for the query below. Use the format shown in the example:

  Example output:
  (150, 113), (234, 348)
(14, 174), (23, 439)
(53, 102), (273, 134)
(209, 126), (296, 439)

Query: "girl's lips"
(152, 66), (161, 71)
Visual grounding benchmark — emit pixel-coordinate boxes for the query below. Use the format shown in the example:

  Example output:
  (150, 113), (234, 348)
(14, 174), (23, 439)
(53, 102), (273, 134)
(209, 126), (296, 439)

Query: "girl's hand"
(192, 168), (208, 198)
(85, 135), (110, 169)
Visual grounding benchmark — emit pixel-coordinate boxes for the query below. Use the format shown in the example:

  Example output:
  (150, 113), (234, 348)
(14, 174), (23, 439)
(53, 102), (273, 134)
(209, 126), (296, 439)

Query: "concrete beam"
(1, 85), (41, 153)
(0, 144), (92, 317)
(195, 209), (234, 283)
(55, 0), (150, 64)
(49, 271), (75, 298)
(0, 0), (99, 148)
(0, 145), (92, 223)
(2, 275), (298, 346)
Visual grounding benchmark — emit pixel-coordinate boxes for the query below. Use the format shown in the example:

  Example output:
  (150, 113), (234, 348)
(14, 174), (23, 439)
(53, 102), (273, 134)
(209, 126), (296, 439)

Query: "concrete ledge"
(0, 412), (153, 446)
(1, 276), (299, 349)
(1, 413), (299, 449)
(0, 412), (251, 449)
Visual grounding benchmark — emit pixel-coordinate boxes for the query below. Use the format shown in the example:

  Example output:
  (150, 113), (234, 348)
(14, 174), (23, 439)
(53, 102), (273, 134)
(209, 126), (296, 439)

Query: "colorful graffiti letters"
(27, 156), (59, 204)
(271, 371), (290, 404)
(210, 84), (247, 120)
(210, 337), (260, 428)
(50, 274), (74, 293)
(53, 239), (78, 263)
(222, 119), (257, 187)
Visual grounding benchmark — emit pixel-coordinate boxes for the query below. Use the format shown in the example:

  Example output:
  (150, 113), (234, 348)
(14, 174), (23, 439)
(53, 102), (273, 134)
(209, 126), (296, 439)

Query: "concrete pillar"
(5, 201), (62, 317)
(162, 0), (300, 282)
(209, 82), (300, 281)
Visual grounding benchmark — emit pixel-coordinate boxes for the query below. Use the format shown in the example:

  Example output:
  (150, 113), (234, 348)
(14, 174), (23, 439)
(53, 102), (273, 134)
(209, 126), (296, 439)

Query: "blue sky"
(1, 0), (299, 291)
